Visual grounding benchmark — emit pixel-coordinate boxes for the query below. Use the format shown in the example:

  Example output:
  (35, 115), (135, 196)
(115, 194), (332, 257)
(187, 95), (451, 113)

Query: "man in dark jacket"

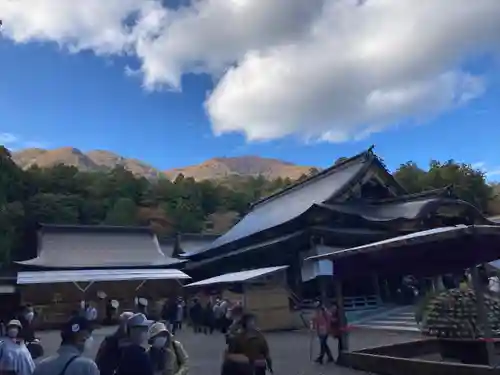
(189, 299), (203, 334)
(115, 313), (154, 375)
(95, 311), (133, 375)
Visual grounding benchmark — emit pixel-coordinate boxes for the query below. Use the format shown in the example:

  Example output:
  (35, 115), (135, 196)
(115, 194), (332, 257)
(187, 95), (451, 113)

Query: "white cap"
(138, 298), (148, 307)
(7, 319), (22, 328)
(127, 313), (153, 328)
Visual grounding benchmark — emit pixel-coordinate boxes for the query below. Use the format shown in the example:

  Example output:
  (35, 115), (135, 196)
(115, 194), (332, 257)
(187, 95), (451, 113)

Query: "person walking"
(0, 319), (36, 375)
(329, 304), (343, 363)
(229, 314), (272, 375)
(311, 302), (334, 364)
(203, 301), (215, 335)
(175, 299), (184, 333)
(17, 306), (42, 360)
(148, 321), (188, 375)
(189, 299), (203, 334)
(32, 316), (98, 375)
(84, 303), (98, 324)
(115, 313), (154, 375)
(95, 311), (133, 375)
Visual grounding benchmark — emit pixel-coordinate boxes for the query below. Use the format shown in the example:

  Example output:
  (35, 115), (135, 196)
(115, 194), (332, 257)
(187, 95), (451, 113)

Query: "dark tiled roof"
(17, 225), (184, 268)
(315, 188), (493, 223)
(185, 150), (373, 258)
(38, 224), (153, 235)
(316, 198), (441, 222)
(179, 234), (220, 254)
(184, 231), (306, 270)
(158, 233), (220, 257)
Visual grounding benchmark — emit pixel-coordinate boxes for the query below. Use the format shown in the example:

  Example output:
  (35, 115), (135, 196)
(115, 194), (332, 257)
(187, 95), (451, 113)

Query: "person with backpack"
(310, 302), (334, 364)
(148, 321), (188, 375)
(95, 311), (133, 375)
(224, 314), (272, 375)
(115, 313), (154, 375)
(32, 316), (98, 375)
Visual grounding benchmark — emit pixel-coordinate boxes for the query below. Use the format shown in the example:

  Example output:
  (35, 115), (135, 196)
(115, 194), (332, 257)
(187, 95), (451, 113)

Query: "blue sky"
(1, 1), (500, 176)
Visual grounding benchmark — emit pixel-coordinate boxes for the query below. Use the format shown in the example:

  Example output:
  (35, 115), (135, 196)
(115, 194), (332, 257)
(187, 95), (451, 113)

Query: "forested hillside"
(0, 146), (497, 263)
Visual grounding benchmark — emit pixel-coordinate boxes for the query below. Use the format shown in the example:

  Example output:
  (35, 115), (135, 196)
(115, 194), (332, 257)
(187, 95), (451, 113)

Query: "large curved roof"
(17, 225), (184, 269)
(184, 151), (375, 258)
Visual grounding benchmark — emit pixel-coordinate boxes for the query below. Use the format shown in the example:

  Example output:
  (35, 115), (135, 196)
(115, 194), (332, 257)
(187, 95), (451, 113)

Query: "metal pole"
(470, 265), (495, 366)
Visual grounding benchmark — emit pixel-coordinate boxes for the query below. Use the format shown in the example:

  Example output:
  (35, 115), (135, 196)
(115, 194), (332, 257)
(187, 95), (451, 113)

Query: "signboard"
(301, 245), (337, 282)
(0, 285), (15, 294)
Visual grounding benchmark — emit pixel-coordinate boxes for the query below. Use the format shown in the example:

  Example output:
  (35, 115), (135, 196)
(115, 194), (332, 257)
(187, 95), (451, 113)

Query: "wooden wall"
(19, 279), (183, 328)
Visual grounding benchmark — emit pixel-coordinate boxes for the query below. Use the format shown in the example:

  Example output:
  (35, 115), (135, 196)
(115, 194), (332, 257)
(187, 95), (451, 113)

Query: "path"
(37, 326), (421, 375)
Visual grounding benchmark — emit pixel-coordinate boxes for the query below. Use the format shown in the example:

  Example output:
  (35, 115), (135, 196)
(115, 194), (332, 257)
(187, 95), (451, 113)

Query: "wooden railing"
(297, 295), (381, 311)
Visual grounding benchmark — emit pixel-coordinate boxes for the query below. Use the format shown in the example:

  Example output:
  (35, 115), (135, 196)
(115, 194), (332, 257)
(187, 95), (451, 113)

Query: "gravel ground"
(37, 326), (421, 375)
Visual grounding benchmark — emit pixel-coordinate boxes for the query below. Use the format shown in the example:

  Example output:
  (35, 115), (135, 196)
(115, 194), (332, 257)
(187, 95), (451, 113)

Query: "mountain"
(164, 156), (316, 181)
(12, 148), (316, 181)
(12, 147), (162, 179)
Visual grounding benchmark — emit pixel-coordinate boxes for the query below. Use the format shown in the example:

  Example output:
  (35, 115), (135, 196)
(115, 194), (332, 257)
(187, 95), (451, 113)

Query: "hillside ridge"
(12, 147), (316, 181)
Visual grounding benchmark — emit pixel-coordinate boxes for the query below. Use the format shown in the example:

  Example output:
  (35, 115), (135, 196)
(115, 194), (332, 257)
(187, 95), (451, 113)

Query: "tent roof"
(306, 225), (500, 279)
(17, 268), (190, 284)
(17, 224), (184, 268)
(184, 266), (288, 287)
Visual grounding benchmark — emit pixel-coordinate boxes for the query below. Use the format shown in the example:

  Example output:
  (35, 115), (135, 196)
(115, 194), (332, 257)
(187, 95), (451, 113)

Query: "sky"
(1, 0), (500, 176)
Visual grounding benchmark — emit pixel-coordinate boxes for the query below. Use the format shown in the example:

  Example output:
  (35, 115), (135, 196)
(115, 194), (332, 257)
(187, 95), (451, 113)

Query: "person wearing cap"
(147, 321), (188, 375)
(115, 313), (154, 375)
(95, 311), (133, 375)
(32, 316), (98, 375)
(0, 319), (36, 375)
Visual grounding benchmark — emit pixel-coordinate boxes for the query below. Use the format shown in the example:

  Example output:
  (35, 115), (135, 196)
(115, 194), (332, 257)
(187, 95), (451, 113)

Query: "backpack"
(172, 341), (182, 368)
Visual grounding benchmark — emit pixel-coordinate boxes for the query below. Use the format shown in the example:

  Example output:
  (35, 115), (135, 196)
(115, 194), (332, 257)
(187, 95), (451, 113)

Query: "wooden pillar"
(334, 278), (349, 366)
(372, 273), (382, 305)
(470, 265), (495, 366)
(319, 276), (329, 306)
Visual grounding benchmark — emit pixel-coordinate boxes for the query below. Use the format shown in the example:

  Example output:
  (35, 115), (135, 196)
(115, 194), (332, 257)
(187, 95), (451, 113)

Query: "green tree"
(26, 193), (81, 224)
(394, 160), (493, 213)
(425, 160), (492, 212)
(393, 162), (427, 193)
(104, 198), (138, 226)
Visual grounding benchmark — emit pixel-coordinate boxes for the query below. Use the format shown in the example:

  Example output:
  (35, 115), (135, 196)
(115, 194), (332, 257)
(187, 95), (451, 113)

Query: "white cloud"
(0, 132), (47, 150)
(1, 0), (500, 142)
(0, 133), (18, 145)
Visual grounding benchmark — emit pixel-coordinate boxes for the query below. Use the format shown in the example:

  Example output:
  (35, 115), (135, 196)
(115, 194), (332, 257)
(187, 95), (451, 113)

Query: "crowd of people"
(0, 296), (275, 375)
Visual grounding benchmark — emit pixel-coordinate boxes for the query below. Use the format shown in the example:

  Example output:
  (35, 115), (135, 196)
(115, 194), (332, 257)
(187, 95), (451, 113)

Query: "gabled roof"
(17, 224), (184, 269)
(159, 233), (220, 257)
(185, 148), (392, 258)
(313, 186), (491, 224)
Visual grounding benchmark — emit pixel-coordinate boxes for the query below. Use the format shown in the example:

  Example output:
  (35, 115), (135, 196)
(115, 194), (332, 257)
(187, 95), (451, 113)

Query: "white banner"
(300, 245), (337, 281)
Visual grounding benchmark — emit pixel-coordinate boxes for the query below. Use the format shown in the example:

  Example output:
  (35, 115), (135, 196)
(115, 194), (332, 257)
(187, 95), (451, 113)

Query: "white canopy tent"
(184, 266), (288, 287)
(17, 268), (191, 292)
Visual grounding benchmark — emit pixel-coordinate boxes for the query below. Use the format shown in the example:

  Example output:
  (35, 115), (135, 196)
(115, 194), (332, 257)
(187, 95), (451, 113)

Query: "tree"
(104, 198), (138, 226)
(308, 167), (320, 176)
(394, 160), (493, 213)
(393, 162), (427, 194)
(26, 193), (81, 224)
